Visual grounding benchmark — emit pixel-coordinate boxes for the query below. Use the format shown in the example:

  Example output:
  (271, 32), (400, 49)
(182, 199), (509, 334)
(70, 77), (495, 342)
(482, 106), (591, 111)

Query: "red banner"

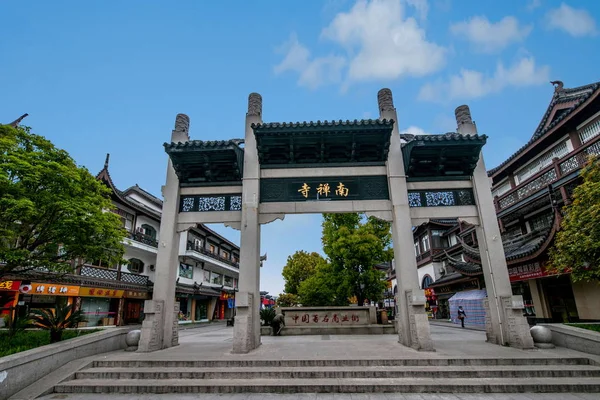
(0, 280), (21, 291)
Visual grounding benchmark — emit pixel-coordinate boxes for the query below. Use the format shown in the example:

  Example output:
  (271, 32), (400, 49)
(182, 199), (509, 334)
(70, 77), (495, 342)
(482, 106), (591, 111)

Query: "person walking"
(271, 312), (285, 336)
(457, 306), (466, 328)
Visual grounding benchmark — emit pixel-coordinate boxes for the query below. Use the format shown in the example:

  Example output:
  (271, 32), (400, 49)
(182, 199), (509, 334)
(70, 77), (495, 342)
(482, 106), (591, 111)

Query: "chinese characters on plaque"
(298, 182), (349, 199)
(290, 313), (360, 324)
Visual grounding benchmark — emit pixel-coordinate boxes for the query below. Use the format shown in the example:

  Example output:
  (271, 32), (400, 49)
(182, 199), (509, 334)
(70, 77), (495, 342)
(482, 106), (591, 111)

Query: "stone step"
(92, 357), (595, 368)
(74, 365), (600, 380)
(53, 377), (600, 394)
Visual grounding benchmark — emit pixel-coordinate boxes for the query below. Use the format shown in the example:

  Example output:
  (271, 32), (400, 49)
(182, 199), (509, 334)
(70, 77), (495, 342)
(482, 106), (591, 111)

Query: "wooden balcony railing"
(495, 136), (600, 211)
(186, 243), (240, 269)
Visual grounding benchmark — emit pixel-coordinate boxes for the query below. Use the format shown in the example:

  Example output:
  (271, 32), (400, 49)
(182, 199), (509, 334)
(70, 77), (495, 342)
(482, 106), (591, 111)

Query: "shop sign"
(31, 283), (79, 296)
(508, 262), (558, 282)
(220, 291), (234, 301)
(79, 287), (124, 298)
(0, 280), (21, 291)
(125, 290), (149, 299)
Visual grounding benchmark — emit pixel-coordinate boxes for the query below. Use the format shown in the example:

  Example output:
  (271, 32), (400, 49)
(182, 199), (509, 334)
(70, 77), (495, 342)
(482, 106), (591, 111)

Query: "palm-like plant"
(30, 303), (87, 343)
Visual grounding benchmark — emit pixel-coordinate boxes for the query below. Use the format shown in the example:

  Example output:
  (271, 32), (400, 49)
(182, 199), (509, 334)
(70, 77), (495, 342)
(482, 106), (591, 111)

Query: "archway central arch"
(138, 89), (534, 354)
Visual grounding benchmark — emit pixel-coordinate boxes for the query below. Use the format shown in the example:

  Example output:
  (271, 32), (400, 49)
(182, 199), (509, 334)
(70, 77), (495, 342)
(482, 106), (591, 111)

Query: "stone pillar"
(457, 105), (534, 349)
(378, 88), (434, 351)
(233, 93), (263, 353)
(138, 114), (189, 352)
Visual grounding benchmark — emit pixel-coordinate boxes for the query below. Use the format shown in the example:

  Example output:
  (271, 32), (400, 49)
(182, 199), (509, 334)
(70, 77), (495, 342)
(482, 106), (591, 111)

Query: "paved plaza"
(23, 323), (600, 399)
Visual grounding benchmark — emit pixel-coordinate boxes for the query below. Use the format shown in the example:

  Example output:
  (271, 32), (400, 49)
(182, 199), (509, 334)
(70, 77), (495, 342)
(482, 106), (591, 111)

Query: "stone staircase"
(53, 357), (600, 394)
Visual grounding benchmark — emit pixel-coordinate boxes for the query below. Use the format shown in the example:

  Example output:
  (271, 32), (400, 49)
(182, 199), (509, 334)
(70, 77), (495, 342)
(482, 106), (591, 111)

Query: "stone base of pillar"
(484, 297), (534, 349)
(500, 296), (534, 349)
(404, 290), (435, 352)
(232, 292), (260, 354)
(137, 300), (180, 352)
(138, 300), (164, 353)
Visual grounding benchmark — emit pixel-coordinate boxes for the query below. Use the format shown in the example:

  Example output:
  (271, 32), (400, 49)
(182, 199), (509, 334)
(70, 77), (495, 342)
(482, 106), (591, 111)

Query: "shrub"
(260, 307), (276, 326)
(30, 304), (87, 343)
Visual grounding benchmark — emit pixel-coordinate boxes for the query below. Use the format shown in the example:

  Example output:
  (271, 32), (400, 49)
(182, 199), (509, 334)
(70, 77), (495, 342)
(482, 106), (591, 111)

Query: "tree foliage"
(276, 292), (299, 307)
(550, 157), (600, 282)
(0, 124), (126, 279)
(321, 213), (392, 306)
(298, 261), (348, 306)
(281, 250), (326, 295)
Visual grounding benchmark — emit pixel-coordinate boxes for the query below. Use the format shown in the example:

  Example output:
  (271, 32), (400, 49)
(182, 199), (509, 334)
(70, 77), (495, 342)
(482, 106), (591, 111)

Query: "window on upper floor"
(141, 224), (157, 239)
(430, 230), (448, 249)
(414, 241), (420, 256)
(233, 255), (239, 263)
(492, 180), (512, 198)
(211, 271), (223, 285)
(448, 233), (458, 247)
(579, 117), (600, 144)
(529, 212), (554, 232)
(222, 250), (229, 260)
(224, 275), (233, 287)
(515, 141), (570, 184)
(114, 209), (134, 232)
(209, 244), (216, 254)
(127, 258), (144, 274)
(421, 235), (430, 253)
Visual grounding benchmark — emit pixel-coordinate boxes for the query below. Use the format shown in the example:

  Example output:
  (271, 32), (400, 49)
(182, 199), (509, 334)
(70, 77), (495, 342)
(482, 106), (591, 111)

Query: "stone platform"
(14, 324), (600, 398)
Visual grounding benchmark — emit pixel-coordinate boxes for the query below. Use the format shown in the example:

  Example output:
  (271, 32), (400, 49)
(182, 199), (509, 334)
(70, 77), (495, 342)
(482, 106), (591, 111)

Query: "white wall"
(417, 262), (436, 288)
(126, 192), (162, 214)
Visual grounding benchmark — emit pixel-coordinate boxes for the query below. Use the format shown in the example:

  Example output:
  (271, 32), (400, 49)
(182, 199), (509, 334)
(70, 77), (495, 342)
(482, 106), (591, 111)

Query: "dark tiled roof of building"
(429, 272), (465, 287)
(445, 251), (482, 276)
(400, 133), (487, 143)
(176, 282), (222, 297)
(164, 139), (244, 150)
(459, 217), (556, 263)
(488, 81), (600, 176)
(251, 119), (394, 131)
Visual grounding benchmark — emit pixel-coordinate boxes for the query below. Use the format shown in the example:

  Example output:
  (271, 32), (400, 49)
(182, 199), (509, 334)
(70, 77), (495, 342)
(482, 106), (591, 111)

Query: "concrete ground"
(29, 323), (600, 400)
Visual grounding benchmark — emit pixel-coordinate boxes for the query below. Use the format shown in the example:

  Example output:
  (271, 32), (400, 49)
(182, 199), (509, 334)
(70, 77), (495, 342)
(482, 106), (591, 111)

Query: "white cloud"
(546, 3), (597, 37)
(418, 57), (550, 102)
(274, 0), (446, 89)
(450, 16), (532, 53)
(274, 34), (346, 90)
(402, 126), (431, 135)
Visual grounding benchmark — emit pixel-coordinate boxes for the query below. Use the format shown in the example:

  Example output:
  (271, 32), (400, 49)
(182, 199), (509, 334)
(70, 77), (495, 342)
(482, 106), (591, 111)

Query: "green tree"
(550, 157), (600, 282)
(321, 213), (392, 306)
(281, 250), (326, 295)
(0, 124), (126, 279)
(298, 262), (347, 306)
(276, 292), (299, 307)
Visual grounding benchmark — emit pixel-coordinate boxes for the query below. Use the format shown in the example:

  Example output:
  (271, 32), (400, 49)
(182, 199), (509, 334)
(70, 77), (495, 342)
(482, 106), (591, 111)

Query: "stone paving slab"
(37, 393), (600, 399)
(100, 324), (600, 363)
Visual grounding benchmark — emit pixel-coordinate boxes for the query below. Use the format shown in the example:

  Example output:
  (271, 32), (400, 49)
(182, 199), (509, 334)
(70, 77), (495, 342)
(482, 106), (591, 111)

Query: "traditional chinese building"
(485, 80), (600, 323)
(4, 154), (241, 327)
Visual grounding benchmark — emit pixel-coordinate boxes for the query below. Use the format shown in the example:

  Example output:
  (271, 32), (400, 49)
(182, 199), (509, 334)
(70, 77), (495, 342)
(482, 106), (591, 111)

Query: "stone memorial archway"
(138, 89), (533, 354)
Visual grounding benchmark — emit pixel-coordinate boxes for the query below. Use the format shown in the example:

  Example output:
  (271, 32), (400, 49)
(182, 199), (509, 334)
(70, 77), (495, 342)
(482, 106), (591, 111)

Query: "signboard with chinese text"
(124, 290), (149, 299)
(280, 307), (371, 327)
(30, 283), (79, 296)
(260, 176), (389, 203)
(79, 287), (124, 298)
(0, 280), (21, 291)
(508, 261), (560, 282)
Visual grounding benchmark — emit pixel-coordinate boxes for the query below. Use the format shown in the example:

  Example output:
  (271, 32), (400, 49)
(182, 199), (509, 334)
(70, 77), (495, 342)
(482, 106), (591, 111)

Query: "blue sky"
(2, 0), (599, 296)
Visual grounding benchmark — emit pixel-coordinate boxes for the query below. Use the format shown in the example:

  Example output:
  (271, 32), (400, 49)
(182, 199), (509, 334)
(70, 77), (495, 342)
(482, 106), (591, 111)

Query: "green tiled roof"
(164, 140), (245, 186)
(252, 119), (394, 167)
(401, 133), (487, 180)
